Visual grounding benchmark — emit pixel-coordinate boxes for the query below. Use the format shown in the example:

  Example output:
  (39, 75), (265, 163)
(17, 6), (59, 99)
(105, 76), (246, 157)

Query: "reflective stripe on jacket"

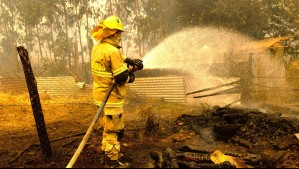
(91, 37), (128, 108)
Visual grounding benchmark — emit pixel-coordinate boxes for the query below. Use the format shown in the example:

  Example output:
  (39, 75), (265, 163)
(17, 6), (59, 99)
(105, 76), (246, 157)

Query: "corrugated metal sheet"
(0, 76), (86, 97)
(0, 78), (27, 92)
(1, 76), (187, 103)
(36, 76), (80, 97)
(128, 76), (186, 103)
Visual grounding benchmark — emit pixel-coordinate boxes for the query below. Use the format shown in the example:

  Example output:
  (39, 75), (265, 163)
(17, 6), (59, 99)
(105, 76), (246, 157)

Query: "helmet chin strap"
(109, 36), (120, 43)
(116, 37), (121, 43)
(112, 31), (122, 43)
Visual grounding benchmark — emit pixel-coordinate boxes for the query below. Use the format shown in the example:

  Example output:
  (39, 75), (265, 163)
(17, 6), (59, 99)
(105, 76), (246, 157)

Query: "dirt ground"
(0, 92), (298, 168)
(0, 92), (207, 168)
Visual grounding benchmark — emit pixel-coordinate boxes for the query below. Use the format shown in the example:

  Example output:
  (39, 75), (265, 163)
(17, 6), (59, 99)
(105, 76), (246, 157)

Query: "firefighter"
(90, 15), (143, 168)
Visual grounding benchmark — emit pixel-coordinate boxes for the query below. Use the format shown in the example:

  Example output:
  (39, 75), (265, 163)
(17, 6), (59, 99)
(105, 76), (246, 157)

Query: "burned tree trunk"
(16, 46), (52, 158)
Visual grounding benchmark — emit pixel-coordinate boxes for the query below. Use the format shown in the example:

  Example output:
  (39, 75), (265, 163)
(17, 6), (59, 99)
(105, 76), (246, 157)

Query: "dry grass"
(0, 92), (31, 105)
(0, 91), (93, 106)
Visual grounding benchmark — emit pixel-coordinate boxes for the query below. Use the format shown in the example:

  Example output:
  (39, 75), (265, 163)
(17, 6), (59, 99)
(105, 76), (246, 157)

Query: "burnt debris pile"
(157, 106), (299, 168)
(176, 106), (299, 149)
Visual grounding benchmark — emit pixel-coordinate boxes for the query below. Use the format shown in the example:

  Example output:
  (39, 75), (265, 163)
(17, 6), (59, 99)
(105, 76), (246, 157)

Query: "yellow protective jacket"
(91, 37), (128, 108)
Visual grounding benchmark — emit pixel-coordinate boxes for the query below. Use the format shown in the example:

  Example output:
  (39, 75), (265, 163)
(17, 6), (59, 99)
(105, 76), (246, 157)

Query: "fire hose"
(66, 83), (115, 168)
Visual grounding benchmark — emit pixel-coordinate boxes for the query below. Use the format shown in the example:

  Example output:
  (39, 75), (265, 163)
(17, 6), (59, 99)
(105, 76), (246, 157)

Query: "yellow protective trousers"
(101, 108), (124, 161)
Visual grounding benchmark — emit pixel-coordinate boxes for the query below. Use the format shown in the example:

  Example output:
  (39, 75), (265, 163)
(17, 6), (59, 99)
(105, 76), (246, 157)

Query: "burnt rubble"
(176, 106), (299, 149)
(155, 106), (299, 168)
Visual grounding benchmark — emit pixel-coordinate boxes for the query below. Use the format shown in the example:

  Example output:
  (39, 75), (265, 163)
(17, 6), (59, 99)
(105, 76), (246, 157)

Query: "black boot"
(104, 160), (130, 168)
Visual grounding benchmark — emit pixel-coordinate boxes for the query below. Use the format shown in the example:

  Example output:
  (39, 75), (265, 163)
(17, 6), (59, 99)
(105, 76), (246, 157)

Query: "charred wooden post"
(145, 115), (160, 135)
(150, 151), (163, 168)
(224, 151), (262, 166)
(231, 136), (252, 148)
(178, 145), (262, 166)
(16, 46), (53, 158)
(177, 160), (235, 168)
(162, 148), (179, 168)
(178, 145), (212, 154)
(176, 152), (212, 163)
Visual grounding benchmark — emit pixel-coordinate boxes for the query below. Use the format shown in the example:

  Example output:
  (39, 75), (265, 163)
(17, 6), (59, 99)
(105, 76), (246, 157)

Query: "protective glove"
(124, 57), (135, 66)
(133, 59), (143, 70)
(127, 72), (135, 83)
(125, 58), (143, 72)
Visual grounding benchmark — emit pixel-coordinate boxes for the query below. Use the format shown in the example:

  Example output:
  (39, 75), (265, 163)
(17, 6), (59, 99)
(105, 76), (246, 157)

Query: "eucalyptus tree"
(0, 0), (20, 73)
(139, 0), (179, 51)
(263, 0), (299, 55)
(69, 0), (98, 66)
(131, 0), (145, 57)
(37, 0), (104, 78)
(58, 0), (73, 69)
(139, 0), (299, 53)
(102, 0), (122, 51)
(195, 0), (268, 39)
(84, 0), (99, 62)
(16, 0), (45, 61)
(70, 0), (85, 67)
(114, 0), (142, 57)
(103, 0), (148, 57)
(65, 0), (88, 81)
(41, 0), (64, 63)
(139, 0), (268, 47)
(262, 0), (299, 37)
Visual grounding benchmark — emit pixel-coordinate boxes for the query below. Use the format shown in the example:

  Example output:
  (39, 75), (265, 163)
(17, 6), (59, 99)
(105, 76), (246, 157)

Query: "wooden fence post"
(16, 46), (53, 158)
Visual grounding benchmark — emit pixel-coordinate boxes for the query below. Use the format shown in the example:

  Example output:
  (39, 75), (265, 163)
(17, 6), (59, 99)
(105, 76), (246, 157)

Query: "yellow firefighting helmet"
(103, 16), (124, 32)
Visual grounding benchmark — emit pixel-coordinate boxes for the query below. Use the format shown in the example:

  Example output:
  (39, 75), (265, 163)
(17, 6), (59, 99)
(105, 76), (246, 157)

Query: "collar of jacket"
(102, 36), (121, 49)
